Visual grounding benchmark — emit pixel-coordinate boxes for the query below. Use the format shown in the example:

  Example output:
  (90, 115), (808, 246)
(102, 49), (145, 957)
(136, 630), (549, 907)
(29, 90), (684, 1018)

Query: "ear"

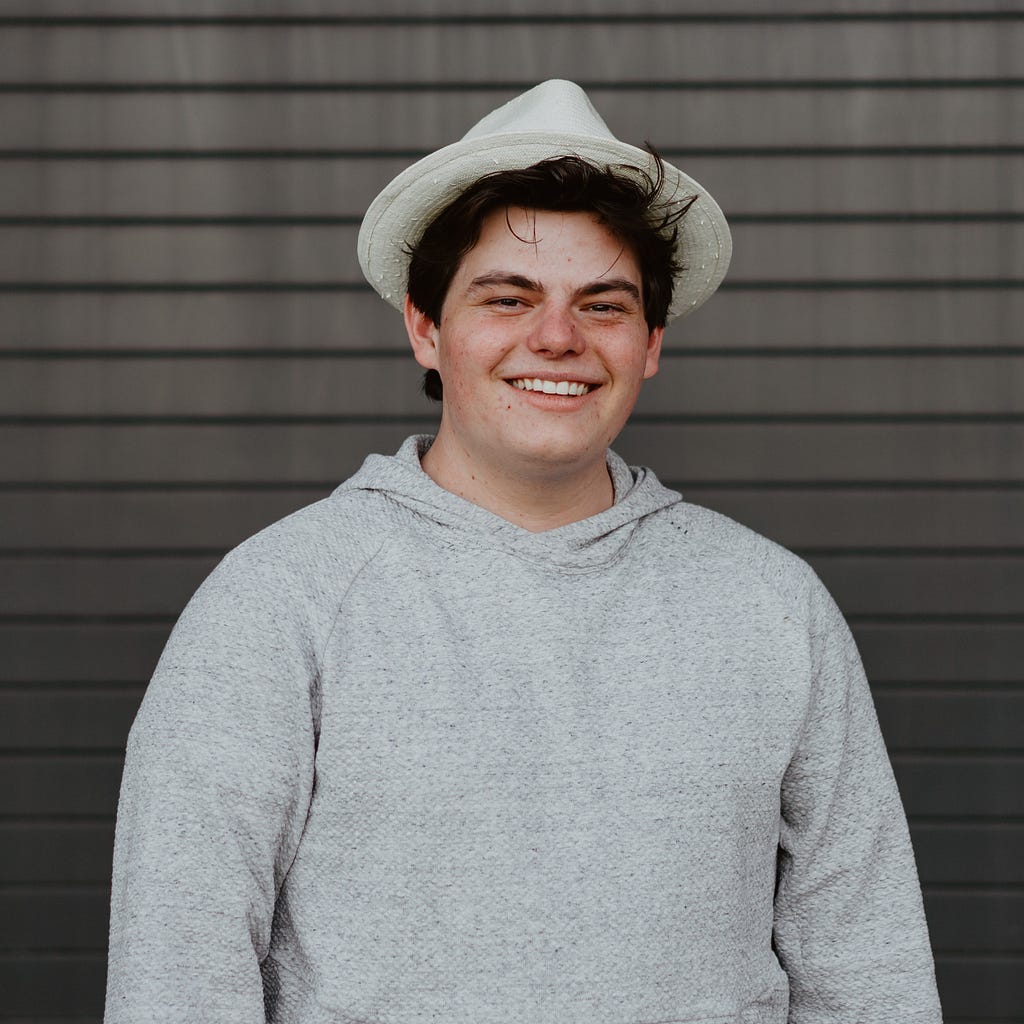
(404, 295), (441, 371)
(642, 326), (664, 380)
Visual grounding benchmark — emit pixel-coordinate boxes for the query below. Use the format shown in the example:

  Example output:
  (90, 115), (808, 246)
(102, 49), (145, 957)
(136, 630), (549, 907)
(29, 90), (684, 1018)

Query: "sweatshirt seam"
(669, 503), (818, 631)
(316, 533), (392, 670)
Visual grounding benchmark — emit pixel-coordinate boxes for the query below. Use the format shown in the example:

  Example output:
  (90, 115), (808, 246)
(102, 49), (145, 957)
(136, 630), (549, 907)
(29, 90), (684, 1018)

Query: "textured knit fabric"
(105, 435), (942, 1024)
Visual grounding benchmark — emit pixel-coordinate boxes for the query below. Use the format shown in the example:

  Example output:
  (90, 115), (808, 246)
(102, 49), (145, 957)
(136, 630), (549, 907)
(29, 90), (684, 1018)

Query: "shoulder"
(180, 487), (401, 640)
(221, 486), (392, 577)
(650, 499), (829, 629)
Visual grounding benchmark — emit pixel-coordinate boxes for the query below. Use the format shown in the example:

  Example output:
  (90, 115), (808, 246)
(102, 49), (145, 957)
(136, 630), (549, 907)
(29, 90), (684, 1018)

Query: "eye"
(488, 296), (527, 309)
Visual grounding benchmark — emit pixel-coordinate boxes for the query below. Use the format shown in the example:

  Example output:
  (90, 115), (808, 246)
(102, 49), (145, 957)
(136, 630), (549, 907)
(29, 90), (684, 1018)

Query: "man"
(106, 81), (942, 1023)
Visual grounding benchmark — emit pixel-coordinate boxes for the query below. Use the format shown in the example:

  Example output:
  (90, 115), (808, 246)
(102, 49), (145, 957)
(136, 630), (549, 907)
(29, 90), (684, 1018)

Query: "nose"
(527, 304), (584, 357)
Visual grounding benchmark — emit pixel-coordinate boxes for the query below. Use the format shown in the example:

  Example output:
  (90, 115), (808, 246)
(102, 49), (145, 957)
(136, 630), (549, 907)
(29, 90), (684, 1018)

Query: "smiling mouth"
(507, 377), (595, 396)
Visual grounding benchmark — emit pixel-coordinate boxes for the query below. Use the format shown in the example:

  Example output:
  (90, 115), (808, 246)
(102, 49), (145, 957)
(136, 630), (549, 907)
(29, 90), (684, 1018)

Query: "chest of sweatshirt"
(310, 510), (814, 842)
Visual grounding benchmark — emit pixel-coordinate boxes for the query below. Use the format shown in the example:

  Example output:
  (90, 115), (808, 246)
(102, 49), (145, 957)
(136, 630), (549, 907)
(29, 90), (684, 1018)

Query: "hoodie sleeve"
(104, 537), (324, 1024)
(773, 575), (943, 1024)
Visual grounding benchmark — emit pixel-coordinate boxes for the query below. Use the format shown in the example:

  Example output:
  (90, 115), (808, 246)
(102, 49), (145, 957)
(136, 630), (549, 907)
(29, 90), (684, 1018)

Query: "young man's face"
(405, 206), (663, 481)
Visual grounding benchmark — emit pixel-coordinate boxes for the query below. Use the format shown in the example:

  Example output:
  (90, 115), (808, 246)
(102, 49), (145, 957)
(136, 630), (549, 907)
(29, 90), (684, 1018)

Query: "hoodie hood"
(335, 435), (682, 572)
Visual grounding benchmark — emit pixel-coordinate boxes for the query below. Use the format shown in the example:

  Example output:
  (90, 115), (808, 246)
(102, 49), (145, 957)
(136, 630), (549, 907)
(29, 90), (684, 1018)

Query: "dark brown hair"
(406, 151), (695, 401)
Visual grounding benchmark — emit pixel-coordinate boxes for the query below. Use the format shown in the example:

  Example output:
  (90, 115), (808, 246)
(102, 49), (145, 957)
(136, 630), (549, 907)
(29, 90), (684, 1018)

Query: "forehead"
(455, 206), (641, 282)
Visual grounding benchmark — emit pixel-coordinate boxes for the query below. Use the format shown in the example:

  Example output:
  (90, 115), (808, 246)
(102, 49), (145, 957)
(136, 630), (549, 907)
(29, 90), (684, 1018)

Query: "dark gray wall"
(1, 3), (1022, 1020)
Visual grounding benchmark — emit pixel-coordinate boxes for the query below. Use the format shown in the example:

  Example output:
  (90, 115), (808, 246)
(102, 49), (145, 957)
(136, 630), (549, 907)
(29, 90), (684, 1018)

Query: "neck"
(419, 432), (615, 533)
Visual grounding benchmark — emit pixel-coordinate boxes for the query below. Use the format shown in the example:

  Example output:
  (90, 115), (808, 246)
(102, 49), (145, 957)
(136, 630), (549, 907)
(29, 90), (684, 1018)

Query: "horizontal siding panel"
(4, 554), (1023, 617)
(3, 90), (1021, 150)
(1, 751), (1019, 817)
(3, 622), (1019, 684)
(0, 692), (141, 750)
(1, 888), (109, 951)
(2, 422), (1021, 482)
(0, 489), (324, 550)
(4, 155), (1023, 218)
(877, 693), (1024, 750)
(916, 823), (1024, 884)
(685, 489), (1024, 549)
(6, 488), (1024, 551)
(0, 824), (115, 884)
(814, 555), (1024, 616)
(935, 956), (1024, 1019)
(2, 690), (1019, 753)
(926, 891), (1024, 953)
(6, 355), (1024, 417)
(855, 624), (1022, 683)
(5, 222), (1022, 284)
(3, 624), (174, 683)
(892, 755), (1024, 817)
(3, 289), (1021, 352)
(0, 756), (124, 816)
(0, 955), (104, 1017)
(617, 422), (1024, 482)
(0, 557), (219, 617)
(3, 22), (1021, 83)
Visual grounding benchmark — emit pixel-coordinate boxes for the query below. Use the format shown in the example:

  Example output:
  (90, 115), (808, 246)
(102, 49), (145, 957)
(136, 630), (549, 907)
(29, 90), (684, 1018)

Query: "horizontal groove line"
(889, 747), (1024, 757)
(0, 548), (225, 557)
(0, 349), (417, 359)
(2, 213), (1021, 227)
(934, 952), (1024, 961)
(0, 414), (441, 426)
(2, 146), (1024, 160)
(0, 748), (125, 758)
(849, 613), (1024, 623)
(0, 12), (1020, 25)
(925, 883), (1024, 893)
(2, 79), (1021, 93)
(0, 881), (109, 890)
(0, 814), (113, 824)
(910, 815), (1024, 824)
(4, 547), (1024, 559)
(1, 281), (1020, 293)
(0, 682), (146, 691)
(4, 481), (1024, 492)
(794, 547), (1024, 557)
(667, 480), (1024, 491)
(3, 347), (1024, 359)
(873, 683), (1024, 694)
(1, 414), (1020, 425)
(0, 683), (145, 693)
(933, 949), (1024, 958)
(0, 615), (176, 625)
(0, 946), (103, 954)
(5, 613), (1023, 626)
(913, 819), (1024, 829)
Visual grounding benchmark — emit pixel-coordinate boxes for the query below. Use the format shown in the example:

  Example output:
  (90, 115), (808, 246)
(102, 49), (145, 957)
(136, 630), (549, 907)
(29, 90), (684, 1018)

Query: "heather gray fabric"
(106, 435), (942, 1024)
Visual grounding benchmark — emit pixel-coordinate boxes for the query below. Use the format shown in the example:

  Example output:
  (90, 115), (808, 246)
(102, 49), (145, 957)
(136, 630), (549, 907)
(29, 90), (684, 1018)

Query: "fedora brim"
(357, 130), (731, 323)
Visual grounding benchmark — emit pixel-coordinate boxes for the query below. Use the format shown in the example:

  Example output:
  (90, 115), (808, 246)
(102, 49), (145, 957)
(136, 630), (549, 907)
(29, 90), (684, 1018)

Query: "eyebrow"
(467, 272), (544, 294)
(466, 272), (641, 304)
(578, 278), (642, 304)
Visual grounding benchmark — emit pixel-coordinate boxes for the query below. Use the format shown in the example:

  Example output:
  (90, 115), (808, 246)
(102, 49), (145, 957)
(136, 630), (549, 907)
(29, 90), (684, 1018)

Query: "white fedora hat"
(357, 79), (731, 322)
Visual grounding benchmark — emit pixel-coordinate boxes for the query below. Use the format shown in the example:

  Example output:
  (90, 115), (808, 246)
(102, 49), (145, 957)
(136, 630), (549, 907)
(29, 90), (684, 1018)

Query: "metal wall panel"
(2, 5), (1021, 1022)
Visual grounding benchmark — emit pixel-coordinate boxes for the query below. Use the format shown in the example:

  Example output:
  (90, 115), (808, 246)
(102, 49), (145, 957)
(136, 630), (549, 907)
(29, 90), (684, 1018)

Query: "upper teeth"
(510, 378), (592, 396)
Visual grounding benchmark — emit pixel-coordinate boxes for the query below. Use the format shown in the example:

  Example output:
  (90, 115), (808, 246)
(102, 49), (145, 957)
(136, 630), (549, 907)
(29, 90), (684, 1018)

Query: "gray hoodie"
(105, 435), (942, 1024)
